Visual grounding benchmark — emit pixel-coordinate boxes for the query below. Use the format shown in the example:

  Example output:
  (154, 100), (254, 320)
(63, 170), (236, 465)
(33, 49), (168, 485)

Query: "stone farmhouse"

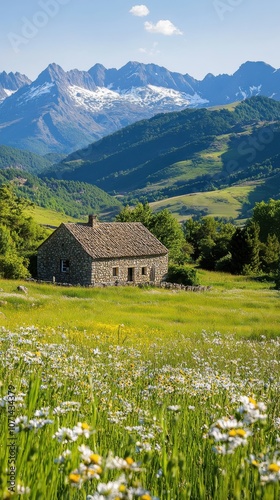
(37, 215), (168, 286)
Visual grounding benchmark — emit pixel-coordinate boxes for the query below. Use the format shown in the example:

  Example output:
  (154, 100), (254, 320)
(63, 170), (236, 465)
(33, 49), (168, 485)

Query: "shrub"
(167, 264), (199, 286)
(0, 253), (30, 279)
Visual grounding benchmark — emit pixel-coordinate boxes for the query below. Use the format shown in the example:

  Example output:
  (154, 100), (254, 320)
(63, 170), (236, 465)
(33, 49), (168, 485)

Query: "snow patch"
(249, 85), (262, 95)
(237, 87), (248, 100)
(68, 85), (122, 111)
(4, 89), (16, 97)
(22, 82), (55, 102)
(121, 85), (208, 108)
(67, 84), (208, 112)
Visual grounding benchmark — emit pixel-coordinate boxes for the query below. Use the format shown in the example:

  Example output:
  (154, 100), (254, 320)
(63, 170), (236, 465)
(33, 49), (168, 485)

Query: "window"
(60, 259), (70, 273)
(141, 266), (147, 276)
(113, 267), (119, 277)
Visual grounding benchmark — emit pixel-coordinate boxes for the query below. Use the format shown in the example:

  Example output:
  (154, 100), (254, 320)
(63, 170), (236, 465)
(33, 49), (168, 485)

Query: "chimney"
(88, 214), (98, 227)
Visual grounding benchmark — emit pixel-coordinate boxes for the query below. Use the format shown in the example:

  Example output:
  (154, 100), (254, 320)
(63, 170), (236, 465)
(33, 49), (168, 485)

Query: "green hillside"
(51, 97), (280, 209)
(25, 205), (83, 228)
(0, 169), (122, 221)
(151, 168), (280, 223)
(0, 144), (53, 174)
(150, 182), (260, 222)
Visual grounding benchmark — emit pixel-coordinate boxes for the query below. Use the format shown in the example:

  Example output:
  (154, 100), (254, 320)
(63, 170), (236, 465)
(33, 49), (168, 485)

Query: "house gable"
(37, 224), (93, 285)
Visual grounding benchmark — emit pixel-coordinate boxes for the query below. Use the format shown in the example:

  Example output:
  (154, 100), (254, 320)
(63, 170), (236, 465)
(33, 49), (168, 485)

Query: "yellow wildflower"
(87, 466), (102, 475)
(236, 429), (246, 437)
(249, 397), (256, 406)
(90, 453), (102, 465)
(69, 473), (81, 484)
(268, 463), (280, 473)
(125, 457), (134, 466)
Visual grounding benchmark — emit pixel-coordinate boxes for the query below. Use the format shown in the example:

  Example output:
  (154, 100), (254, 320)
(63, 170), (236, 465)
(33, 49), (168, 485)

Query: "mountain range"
(49, 96), (280, 221)
(0, 96), (280, 223)
(0, 61), (280, 154)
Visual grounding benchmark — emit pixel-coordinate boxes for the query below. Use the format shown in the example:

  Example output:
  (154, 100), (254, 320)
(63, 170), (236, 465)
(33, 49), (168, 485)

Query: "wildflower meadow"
(0, 275), (279, 499)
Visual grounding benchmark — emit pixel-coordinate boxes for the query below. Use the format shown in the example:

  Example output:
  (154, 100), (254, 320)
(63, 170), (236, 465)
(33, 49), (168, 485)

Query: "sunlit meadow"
(0, 274), (280, 499)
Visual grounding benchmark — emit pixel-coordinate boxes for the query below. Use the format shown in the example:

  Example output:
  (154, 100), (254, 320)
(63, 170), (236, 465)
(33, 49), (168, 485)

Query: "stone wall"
(92, 254), (168, 286)
(37, 225), (93, 285)
(37, 226), (168, 286)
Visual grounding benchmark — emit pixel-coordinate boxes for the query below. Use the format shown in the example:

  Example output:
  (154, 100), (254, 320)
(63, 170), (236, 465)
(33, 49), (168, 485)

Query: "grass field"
(151, 183), (261, 222)
(26, 206), (82, 227)
(0, 274), (279, 499)
(0, 272), (279, 342)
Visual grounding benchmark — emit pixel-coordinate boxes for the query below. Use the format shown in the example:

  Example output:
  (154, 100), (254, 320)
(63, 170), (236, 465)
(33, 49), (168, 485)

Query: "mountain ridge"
(0, 61), (280, 154)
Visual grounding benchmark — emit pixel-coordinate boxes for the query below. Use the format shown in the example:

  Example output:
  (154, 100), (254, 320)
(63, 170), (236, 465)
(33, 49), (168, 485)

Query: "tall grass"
(0, 275), (279, 498)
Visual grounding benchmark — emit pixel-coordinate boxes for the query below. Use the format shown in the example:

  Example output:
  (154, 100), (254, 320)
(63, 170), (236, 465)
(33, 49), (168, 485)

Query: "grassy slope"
(150, 182), (261, 222)
(0, 272), (278, 343)
(25, 205), (82, 227)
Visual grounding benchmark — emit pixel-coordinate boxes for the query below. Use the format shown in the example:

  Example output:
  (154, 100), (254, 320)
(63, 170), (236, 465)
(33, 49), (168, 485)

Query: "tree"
(149, 209), (188, 264)
(259, 234), (280, 274)
(116, 203), (189, 264)
(252, 199), (280, 242)
(0, 184), (46, 278)
(184, 217), (235, 269)
(116, 202), (152, 227)
(230, 223), (260, 274)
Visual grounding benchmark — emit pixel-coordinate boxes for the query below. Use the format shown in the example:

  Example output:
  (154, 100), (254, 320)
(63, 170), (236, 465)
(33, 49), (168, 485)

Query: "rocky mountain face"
(0, 71), (31, 101)
(0, 61), (279, 154)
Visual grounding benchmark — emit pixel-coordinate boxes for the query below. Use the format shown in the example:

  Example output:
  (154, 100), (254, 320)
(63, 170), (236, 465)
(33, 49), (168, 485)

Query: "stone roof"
(63, 222), (168, 259)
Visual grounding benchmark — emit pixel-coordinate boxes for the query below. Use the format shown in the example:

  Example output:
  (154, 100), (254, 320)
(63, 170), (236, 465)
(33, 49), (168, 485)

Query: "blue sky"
(1, 0), (280, 80)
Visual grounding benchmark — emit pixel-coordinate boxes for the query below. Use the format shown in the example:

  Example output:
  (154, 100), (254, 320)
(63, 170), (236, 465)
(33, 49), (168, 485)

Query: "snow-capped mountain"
(0, 71), (31, 102)
(0, 61), (279, 154)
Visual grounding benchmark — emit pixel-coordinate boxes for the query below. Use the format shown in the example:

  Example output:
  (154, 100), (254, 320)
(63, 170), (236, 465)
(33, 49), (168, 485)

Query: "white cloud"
(144, 19), (183, 36)
(130, 5), (150, 17)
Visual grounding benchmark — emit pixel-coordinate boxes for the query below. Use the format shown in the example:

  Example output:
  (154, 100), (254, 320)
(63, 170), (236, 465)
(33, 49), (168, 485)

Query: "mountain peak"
(236, 60), (276, 76)
(37, 63), (66, 84)
(88, 63), (108, 87)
